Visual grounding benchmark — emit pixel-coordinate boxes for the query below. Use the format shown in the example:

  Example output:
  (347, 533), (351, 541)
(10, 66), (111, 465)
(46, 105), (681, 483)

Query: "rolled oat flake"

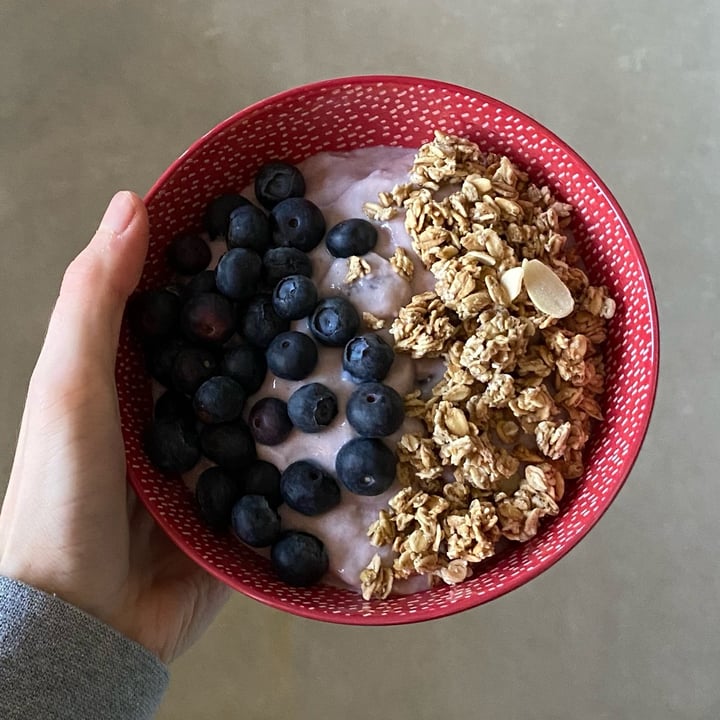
(523, 259), (575, 318)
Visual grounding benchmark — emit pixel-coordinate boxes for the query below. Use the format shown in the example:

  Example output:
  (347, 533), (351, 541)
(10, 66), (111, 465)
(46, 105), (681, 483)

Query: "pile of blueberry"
(129, 161), (406, 588)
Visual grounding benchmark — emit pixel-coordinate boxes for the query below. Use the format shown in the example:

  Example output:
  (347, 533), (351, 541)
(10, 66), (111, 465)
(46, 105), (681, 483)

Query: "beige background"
(1, 1), (718, 718)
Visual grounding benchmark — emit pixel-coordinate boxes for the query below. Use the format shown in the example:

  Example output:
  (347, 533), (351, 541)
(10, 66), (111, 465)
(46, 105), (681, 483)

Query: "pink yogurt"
(183, 147), (445, 594)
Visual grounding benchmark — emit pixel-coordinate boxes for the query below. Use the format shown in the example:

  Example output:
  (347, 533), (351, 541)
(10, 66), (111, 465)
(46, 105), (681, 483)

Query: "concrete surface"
(1, 1), (718, 718)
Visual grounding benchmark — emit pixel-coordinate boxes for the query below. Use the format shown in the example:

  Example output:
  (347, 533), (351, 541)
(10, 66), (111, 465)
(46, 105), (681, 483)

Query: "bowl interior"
(118, 76), (658, 624)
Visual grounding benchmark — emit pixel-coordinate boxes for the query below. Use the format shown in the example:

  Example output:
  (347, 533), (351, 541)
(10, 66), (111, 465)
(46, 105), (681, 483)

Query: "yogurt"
(245, 147), (441, 593)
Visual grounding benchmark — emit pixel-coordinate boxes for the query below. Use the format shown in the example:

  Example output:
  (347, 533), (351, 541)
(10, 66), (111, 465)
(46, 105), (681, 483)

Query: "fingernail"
(99, 191), (136, 235)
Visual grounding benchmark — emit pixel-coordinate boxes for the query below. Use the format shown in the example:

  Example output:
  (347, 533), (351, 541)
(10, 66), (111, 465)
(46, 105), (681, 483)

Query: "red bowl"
(118, 75), (659, 624)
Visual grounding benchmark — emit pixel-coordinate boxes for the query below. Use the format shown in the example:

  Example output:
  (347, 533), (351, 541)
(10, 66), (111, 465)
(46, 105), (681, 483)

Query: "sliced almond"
(500, 266), (524, 301)
(523, 259), (575, 318)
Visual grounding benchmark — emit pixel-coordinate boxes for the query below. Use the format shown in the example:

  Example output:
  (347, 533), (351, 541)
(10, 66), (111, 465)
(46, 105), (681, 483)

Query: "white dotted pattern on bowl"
(117, 77), (658, 623)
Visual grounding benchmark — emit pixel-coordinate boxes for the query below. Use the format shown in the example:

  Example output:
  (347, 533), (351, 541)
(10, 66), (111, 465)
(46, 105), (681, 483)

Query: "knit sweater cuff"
(0, 576), (168, 720)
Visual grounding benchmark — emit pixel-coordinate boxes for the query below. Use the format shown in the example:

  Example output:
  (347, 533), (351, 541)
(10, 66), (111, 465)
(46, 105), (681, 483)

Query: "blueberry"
(193, 376), (246, 424)
(266, 331), (318, 381)
(263, 247), (313, 285)
(204, 193), (251, 240)
(154, 389), (195, 425)
(129, 289), (180, 341)
(163, 283), (184, 299)
(200, 420), (256, 470)
(181, 270), (217, 302)
(343, 333), (395, 382)
(166, 234), (211, 275)
(287, 383), (338, 433)
(145, 335), (187, 387)
(144, 417), (200, 474)
(181, 293), (235, 344)
(172, 346), (219, 395)
(228, 204), (271, 254)
(335, 438), (397, 496)
(221, 344), (267, 394)
(270, 198), (326, 252)
(232, 495), (281, 547)
(271, 531), (329, 586)
(280, 461), (340, 516)
(346, 382), (405, 437)
(215, 248), (263, 301)
(308, 296), (360, 347)
(240, 295), (290, 348)
(195, 466), (244, 531)
(325, 218), (378, 258)
(254, 161), (306, 210)
(272, 275), (318, 320)
(243, 460), (282, 508)
(248, 397), (292, 446)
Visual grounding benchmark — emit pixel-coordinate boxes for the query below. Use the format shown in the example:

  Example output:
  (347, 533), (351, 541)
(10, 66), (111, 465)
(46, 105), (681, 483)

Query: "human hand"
(0, 192), (229, 663)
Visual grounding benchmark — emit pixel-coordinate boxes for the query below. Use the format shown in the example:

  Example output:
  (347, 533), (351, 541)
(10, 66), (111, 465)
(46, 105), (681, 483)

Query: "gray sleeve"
(0, 576), (169, 720)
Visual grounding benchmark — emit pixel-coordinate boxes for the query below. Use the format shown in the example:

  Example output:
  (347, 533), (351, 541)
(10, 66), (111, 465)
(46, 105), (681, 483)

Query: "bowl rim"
(138, 74), (660, 624)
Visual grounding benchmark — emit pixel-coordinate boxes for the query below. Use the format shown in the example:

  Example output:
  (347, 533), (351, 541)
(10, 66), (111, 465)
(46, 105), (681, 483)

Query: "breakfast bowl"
(117, 75), (659, 624)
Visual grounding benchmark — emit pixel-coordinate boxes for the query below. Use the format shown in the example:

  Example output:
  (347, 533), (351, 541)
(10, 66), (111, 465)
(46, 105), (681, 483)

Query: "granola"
(359, 553), (394, 601)
(361, 131), (615, 596)
(345, 255), (372, 284)
(389, 247), (415, 282)
(362, 311), (386, 330)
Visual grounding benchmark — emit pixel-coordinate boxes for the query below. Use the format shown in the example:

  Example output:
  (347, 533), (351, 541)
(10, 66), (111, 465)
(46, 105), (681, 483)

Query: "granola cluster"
(345, 255), (372, 284)
(359, 131), (615, 600)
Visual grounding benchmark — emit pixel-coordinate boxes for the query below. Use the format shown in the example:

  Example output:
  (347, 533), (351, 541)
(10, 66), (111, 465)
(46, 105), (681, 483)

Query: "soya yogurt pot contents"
(243, 146), (438, 594)
(133, 132), (615, 599)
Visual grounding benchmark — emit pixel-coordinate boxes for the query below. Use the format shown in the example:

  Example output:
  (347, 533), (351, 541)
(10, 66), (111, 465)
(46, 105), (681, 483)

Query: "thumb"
(38, 191), (149, 381)
(0, 191), (149, 556)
